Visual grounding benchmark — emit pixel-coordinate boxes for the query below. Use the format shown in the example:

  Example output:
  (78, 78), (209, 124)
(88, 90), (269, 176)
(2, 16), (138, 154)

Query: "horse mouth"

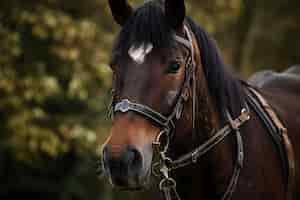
(113, 185), (145, 191)
(108, 167), (153, 191)
(110, 179), (149, 191)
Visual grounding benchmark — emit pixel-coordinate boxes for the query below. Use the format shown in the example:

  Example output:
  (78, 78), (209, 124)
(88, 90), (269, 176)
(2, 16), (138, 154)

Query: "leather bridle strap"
(169, 109), (250, 170)
(174, 35), (192, 50)
(114, 99), (174, 129)
(157, 109), (250, 200)
(221, 111), (245, 200)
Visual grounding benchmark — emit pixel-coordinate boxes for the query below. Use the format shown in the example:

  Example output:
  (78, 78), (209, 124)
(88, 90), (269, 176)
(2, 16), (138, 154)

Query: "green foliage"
(0, 1), (111, 199)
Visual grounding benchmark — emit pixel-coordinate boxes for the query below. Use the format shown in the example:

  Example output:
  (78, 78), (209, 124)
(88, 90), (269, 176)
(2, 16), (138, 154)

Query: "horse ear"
(164, 0), (186, 30)
(108, 0), (133, 26)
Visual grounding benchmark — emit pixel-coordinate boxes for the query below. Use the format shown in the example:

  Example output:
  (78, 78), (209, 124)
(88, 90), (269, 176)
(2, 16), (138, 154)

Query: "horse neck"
(173, 70), (238, 199)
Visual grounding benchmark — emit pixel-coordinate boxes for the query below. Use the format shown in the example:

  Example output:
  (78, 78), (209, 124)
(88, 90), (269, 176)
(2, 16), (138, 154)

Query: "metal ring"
(154, 129), (170, 154)
(152, 162), (161, 177)
(159, 177), (177, 191)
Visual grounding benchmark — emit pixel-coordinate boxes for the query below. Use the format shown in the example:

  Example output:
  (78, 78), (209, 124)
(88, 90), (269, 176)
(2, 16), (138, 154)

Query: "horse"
(101, 0), (300, 199)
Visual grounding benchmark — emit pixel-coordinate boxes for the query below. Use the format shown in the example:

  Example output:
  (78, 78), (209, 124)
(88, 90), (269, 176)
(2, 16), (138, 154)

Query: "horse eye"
(167, 62), (181, 74)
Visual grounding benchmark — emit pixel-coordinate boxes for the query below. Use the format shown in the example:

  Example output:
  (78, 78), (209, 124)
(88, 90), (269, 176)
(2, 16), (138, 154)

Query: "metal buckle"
(228, 108), (250, 131)
(115, 99), (130, 113)
(240, 108), (250, 122)
(191, 151), (198, 163)
(152, 162), (161, 177)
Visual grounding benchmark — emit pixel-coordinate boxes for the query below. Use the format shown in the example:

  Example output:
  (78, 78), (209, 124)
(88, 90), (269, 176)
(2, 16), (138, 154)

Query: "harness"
(112, 25), (295, 200)
(246, 86), (296, 200)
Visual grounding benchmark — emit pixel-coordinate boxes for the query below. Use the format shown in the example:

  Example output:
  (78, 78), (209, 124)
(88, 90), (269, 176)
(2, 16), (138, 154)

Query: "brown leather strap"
(248, 87), (295, 200)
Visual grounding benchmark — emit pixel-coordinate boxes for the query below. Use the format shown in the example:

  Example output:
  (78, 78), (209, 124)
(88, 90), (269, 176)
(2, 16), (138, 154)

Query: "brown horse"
(101, 0), (300, 199)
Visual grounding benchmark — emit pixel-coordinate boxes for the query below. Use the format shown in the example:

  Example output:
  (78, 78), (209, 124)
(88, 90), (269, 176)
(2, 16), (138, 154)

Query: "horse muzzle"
(102, 144), (152, 189)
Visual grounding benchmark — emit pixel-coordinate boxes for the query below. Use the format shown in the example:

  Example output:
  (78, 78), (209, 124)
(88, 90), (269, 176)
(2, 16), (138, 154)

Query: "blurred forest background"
(0, 0), (299, 199)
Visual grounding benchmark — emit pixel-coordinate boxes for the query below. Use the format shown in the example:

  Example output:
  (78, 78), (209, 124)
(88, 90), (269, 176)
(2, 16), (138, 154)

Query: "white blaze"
(128, 43), (153, 64)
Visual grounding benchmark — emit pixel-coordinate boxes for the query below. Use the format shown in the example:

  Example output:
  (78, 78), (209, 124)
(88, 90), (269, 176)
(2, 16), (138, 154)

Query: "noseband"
(112, 25), (250, 200)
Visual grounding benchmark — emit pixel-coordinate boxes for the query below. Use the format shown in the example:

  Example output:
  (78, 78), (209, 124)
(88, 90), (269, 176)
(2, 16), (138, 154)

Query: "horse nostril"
(102, 145), (143, 179)
(126, 147), (143, 172)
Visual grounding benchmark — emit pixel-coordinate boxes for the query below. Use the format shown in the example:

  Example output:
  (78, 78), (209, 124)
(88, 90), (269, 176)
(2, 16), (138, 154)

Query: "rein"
(112, 25), (250, 200)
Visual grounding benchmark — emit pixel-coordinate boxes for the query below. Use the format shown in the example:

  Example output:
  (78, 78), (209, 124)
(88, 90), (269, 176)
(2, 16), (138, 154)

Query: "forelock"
(114, 1), (175, 56)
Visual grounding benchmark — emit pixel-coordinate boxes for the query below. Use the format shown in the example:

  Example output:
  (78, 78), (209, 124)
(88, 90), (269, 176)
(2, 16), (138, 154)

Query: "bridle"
(112, 25), (250, 200)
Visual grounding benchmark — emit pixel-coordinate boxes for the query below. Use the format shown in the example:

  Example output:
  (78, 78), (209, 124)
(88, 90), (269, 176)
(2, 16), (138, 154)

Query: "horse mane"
(186, 18), (245, 121)
(114, 1), (245, 122)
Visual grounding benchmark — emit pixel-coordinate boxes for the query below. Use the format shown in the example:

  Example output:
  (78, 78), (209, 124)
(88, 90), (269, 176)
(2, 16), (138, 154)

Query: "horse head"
(102, 0), (207, 189)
